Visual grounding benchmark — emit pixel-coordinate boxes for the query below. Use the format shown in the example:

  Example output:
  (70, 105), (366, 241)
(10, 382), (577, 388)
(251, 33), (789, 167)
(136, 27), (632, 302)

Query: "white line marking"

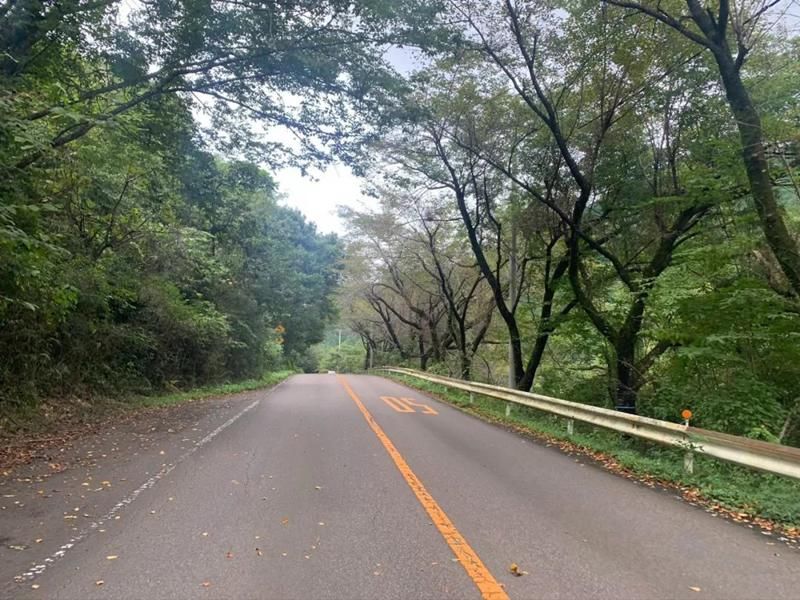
(14, 380), (288, 584)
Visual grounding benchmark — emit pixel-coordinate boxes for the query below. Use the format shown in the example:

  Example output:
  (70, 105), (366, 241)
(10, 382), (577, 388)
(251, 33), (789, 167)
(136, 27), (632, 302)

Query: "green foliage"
(337, 0), (800, 451)
(135, 370), (297, 410)
(0, 59), (342, 410)
(317, 341), (366, 373)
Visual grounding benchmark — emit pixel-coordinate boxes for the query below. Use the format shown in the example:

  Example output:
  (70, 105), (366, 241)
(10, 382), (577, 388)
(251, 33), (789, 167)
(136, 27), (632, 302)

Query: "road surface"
(1, 374), (798, 599)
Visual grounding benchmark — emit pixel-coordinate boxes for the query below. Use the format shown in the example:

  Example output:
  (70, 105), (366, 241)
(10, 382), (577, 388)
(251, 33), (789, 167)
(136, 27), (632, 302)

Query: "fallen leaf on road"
(201, 532), (208, 537)
(106, 555), (118, 560)
(31, 584), (40, 590)
(95, 580), (104, 586)
(509, 563), (527, 577)
(281, 517), (289, 526)
(226, 551), (234, 559)
(314, 486), (322, 490)
(689, 587), (701, 592)
(201, 581), (211, 588)
(256, 548), (263, 556)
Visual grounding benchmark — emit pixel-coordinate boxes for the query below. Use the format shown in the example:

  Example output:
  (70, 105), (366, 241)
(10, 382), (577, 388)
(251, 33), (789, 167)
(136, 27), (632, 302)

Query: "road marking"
(381, 396), (439, 415)
(381, 395), (415, 412)
(13, 378), (291, 585)
(338, 376), (508, 600)
(402, 397), (438, 415)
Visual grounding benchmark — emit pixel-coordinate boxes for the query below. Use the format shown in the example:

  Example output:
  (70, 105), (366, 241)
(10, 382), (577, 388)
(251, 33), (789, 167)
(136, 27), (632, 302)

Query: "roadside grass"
(387, 373), (800, 533)
(1, 370), (296, 441)
(132, 370), (295, 409)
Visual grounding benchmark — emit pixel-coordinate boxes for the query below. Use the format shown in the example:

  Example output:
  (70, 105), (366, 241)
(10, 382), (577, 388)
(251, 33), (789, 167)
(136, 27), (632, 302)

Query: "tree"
(411, 0), (722, 411)
(1, 0), (444, 175)
(602, 0), (800, 299)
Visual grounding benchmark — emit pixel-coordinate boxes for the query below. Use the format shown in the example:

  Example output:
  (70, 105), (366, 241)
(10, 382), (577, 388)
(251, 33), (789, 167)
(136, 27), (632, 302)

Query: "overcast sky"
(275, 46), (423, 234)
(275, 164), (372, 234)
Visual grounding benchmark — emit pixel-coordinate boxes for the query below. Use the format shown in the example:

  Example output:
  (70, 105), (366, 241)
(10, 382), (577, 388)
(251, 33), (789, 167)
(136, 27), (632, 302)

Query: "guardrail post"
(683, 449), (694, 475)
(505, 403), (512, 417)
(469, 392), (474, 404)
(389, 367), (800, 481)
(567, 418), (574, 436)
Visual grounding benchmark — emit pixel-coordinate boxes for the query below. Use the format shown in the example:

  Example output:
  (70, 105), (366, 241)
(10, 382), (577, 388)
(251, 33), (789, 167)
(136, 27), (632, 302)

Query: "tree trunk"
(363, 343), (372, 371)
(459, 350), (471, 381)
(614, 338), (638, 414)
(508, 214), (518, 387)
(418, 335), (428, 371)
(715, 52), (800, 297)
(518, 255), (572, 392)
(518, 333), (548, 393)
(612, 289), (649, 414)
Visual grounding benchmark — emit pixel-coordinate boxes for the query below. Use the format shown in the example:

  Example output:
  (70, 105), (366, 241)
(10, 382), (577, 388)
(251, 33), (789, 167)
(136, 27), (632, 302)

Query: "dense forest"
(1, 0), (798, 445)
(0, 0), (432, 409)
(336, 1), (800, 444)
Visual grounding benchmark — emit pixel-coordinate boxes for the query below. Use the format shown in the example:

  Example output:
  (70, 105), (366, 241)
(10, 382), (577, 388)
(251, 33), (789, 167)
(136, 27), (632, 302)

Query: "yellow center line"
(338, 376), (509, 600)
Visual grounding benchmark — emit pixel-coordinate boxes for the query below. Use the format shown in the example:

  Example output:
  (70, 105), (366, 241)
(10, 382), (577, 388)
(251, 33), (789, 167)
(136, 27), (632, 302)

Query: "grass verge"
(0, 371), (295, 469)
(387, 372), (800, 538)
(131, 370), (295, 409)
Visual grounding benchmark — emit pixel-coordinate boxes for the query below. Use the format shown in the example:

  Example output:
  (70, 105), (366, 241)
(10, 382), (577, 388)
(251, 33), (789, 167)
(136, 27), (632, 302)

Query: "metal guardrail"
(380, 367), (800, 481)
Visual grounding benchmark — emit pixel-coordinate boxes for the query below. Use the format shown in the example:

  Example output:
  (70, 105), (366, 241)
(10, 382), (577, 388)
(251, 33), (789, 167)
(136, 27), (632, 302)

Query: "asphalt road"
(1, 374), (798, 599)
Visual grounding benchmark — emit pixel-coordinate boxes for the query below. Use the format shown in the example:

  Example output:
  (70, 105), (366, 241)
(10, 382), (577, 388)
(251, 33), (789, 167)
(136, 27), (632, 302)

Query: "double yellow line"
(338, 376), (509, 600)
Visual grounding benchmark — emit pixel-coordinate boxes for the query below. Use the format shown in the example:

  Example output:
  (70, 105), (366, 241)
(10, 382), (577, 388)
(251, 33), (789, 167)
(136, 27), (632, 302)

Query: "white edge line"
(14, 378), (290, 584)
